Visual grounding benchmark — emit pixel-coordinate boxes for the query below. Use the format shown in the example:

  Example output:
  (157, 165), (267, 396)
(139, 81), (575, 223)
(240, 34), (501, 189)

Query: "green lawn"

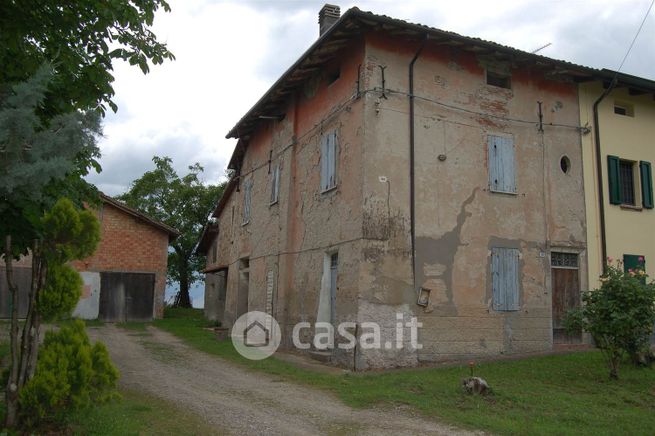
(68, 390), (214, 435)
(155, 308), (655, 435)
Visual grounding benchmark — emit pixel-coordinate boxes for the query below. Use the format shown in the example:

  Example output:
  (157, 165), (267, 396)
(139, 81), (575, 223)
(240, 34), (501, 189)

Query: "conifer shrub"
(18, 320), (119, 429)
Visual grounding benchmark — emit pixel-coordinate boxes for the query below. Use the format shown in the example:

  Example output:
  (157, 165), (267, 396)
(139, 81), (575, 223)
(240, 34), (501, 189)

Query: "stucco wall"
(209, 39), (367, 363)
(357, 32), (587, 366)
(579, 82), (655, 289)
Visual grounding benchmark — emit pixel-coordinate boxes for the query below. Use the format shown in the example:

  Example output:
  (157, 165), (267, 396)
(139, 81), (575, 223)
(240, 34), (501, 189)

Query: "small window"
(491, 247), (520, 311)
(614, 103), (634, 117)
(619, 160), (635, 205)
(486, 70), (511, 89)
(242, 180), (253, 224)
(320, 131), (338, 192)
(560, 156), (570, 174)
(270, 163), (280, 205)
(607, 156), (654, 208)
(488, 135), (516, 194)
(551, 252), (578, 268)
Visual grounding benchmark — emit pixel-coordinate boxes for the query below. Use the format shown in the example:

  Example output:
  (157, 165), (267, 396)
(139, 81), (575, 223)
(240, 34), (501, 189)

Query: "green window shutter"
(623, 254), (646, 284)
(640, 161), (653, 209)
(607, 155), (622, 204)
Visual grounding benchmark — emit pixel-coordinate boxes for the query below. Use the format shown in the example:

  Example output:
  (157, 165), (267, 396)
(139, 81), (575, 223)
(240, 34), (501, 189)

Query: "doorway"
(551, 252), (581, 344)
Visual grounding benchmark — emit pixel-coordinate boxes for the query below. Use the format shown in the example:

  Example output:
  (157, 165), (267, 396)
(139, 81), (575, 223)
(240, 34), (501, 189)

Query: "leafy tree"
(1, 1), (174, 428)
(565, 259), (655, 379)
(118, 156), (225, 308)
(0, 0), (175, 116)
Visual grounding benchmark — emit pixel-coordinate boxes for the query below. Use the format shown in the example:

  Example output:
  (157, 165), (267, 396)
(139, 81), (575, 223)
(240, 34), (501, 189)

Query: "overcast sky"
(88, 0), (655, 198)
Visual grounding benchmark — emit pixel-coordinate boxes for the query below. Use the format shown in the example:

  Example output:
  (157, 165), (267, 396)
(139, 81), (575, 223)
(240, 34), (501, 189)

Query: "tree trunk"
(18, 240), (40, 389)
(4, 236), (20, 428)
(177, 267), (192, 308)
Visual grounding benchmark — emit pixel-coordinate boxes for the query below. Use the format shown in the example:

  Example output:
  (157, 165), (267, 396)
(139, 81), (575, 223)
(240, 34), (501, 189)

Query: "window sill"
(269, 200), (279, 207)
(241, 220), (250, 226)
(321, 185), (337, 195)
(620, 204), (642, 212)
(489, 189), (518, 196)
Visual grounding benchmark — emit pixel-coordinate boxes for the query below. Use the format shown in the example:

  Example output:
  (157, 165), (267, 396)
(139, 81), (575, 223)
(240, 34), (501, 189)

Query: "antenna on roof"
(531, 42), (552, 54)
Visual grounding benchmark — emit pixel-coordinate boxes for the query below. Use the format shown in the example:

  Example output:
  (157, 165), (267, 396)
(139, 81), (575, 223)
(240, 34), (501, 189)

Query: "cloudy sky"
(86, 0), (654, 307)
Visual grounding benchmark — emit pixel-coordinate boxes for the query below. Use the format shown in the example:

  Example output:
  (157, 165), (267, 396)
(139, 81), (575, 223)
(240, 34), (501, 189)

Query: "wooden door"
(99, 272), (155, 322)
(551, 253), (581, 344)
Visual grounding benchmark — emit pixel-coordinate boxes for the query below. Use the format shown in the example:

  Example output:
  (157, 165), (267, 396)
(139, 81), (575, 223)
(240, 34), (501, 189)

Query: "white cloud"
(89, 0), (655, 196)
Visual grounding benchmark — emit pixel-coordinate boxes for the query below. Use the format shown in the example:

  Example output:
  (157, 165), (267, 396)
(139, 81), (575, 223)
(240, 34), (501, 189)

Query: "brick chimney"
(319, 4), (340, 36)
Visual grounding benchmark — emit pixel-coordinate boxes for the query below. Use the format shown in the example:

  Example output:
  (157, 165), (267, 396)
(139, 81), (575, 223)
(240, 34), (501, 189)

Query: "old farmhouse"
(198, 5), (654, 369)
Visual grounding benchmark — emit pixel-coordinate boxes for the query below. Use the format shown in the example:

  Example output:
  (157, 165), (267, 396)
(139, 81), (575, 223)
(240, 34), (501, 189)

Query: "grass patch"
(155, 308), (655, 435)
(68, 389), (214, 435)
(83, 318), (105, 328)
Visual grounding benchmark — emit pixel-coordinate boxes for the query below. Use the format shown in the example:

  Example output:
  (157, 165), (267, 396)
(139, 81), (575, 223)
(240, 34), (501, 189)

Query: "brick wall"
(71, 202), (170, 318)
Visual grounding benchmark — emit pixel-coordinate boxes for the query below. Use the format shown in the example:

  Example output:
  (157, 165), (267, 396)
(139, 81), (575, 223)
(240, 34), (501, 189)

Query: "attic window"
(327, 68), (340, 86)
(614, 103), (634, 117)
(486, 70), (511, 89)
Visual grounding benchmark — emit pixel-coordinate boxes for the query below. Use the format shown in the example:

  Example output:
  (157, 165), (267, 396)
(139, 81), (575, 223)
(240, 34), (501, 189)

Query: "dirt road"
(88, 325), (474, 435)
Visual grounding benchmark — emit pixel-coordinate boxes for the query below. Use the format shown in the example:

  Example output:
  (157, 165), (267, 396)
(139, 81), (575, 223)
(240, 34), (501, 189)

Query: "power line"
(616, 0), (654, 74)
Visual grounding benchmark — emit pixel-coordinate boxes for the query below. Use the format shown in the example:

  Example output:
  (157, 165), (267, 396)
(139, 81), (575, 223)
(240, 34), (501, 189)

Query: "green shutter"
(607, 155), (622, 204)
(640, 161), (653, 209)
(623, 254), (646, 284)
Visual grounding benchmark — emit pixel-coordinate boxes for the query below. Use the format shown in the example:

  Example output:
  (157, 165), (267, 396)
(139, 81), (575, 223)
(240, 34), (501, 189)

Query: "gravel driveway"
(87, 325), (474, 436)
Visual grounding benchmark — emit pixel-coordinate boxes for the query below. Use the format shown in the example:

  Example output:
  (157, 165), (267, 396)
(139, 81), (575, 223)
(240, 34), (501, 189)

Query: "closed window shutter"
(329, 131), (337, 188)
(491, 247), (520, 311)
(320, 134), (329, 191)
(640, 161), (653, 209)
(270, 164), (279, 203)
(607, 155), (622, 204)
(488, 135), (516, 193)
(243, 180), (252, 223)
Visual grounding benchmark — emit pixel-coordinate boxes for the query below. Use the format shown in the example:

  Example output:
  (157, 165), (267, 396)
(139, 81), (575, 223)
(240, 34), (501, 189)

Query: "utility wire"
(615, 0), (654, 74)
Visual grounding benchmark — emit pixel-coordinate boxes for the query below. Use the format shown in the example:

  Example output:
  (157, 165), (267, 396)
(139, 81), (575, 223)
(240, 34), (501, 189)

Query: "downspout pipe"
(592, 77), (617, 272)
(409, 36), (428, 292)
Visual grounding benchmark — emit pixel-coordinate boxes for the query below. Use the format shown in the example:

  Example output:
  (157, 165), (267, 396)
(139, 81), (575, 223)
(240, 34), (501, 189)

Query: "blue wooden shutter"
(243, 180), (252, 223)
(320, 134), (329, 191)
(492, 247), (520, 311)
(488, 135), (516, 193)
(607, 155), (622, 204)
(640, 161), (653, 209)
(270, 164), (280, 203)
(329, 131), (338, 188)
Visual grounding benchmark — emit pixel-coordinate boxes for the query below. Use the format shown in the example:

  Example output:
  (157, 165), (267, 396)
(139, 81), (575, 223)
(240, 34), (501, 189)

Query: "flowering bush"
(564, 258), (655, 379)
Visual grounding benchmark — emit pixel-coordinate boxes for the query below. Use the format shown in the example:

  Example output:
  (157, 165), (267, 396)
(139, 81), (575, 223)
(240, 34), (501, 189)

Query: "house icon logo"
(231, 311), (281, 360)
(243, 320), (270, 347)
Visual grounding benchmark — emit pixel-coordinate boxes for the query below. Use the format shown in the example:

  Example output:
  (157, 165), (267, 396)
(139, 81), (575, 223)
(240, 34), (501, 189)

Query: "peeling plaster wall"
(212, 40), (367, 364)
(358, 32), (587, 364)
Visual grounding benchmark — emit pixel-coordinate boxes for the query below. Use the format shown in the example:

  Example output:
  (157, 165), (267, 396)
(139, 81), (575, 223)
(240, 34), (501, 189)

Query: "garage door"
(99, 272), (155, 322)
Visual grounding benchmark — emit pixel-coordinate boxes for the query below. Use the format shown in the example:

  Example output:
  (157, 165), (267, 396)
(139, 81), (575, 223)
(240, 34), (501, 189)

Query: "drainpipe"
(592, 77), (617, 271)
(409, 36), (428, 292)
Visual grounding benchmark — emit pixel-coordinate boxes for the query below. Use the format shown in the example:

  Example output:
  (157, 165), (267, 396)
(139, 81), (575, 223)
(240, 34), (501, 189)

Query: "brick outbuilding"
(70, 194), (179, 321)
(0, 194), (179, 321)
